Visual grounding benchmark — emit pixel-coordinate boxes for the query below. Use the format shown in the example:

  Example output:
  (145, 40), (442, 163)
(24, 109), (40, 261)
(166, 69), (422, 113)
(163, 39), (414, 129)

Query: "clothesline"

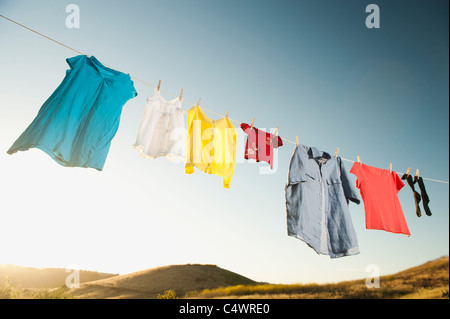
(1, 14), (448, 185)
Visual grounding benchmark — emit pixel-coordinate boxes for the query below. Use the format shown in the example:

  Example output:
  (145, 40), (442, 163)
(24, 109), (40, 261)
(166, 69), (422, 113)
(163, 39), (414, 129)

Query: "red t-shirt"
(240, 123), (283, 169)
(350, 162), (410, 236)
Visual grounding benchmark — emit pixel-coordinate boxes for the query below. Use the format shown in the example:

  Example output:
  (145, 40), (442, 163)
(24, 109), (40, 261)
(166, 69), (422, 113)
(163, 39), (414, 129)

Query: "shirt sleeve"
(240, 123), (249, 133)
(273, 136), (283, 148)
(130, 83), (138, 98)
(342, 159), (361, 204)
(349, 162), (361, 189)
(394, 173), (405, 192)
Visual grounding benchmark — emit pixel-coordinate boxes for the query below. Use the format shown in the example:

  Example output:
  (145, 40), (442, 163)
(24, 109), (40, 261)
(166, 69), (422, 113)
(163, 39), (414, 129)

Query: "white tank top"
(133, 88), (186, 162)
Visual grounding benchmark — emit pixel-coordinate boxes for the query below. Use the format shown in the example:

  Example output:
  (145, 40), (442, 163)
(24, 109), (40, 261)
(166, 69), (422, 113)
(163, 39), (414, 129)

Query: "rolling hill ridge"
(71, 263), (256, 299)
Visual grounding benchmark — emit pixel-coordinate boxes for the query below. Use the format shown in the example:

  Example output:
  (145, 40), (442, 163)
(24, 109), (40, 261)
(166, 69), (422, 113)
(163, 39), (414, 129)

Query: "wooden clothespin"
(196, 98), (201, 106)
(389, 163), (392, 173)
(357, 156), (362, 166)
(334, 147), (339, 158)
(225, 110), (229, 118)
(179, 88), (183, 101)
(250, 118), (255, 129)
(416, 169), (420, 178)
(157, 80), (161, 91)
(406, 167), (411, 176)
(273, 127), (279, 136)
(295, 136), (298, 146)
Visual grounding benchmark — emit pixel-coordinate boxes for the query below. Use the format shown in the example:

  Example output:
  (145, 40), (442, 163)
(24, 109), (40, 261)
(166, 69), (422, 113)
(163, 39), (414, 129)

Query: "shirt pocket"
(327, 178), (343, 200)
(303, 173), (319, 191)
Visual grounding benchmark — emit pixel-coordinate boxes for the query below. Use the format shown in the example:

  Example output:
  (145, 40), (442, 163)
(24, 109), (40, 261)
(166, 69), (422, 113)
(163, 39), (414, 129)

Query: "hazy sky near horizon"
(0, 0), (448, 284)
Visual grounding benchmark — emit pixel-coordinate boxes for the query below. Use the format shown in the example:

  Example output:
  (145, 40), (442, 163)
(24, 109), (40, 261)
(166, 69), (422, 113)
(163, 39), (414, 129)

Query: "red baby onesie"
(240, 123), (283, 169)
(350, 162), (410, 236)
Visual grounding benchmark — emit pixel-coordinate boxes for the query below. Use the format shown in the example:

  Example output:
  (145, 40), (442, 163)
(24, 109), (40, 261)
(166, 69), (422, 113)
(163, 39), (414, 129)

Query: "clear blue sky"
(0, 0), (448, 284)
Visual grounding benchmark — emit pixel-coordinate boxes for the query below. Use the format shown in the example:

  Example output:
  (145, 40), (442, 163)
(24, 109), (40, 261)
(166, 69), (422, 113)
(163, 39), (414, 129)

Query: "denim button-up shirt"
(285, 144), (361, 258)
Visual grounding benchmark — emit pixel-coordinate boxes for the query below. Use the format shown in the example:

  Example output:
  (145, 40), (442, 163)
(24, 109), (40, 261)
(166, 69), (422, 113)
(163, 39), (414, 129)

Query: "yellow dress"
(185, 106), (237, 188)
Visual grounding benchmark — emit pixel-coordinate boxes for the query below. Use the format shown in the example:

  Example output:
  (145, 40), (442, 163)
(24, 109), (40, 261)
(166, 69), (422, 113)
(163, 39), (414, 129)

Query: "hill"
(0, 264), (118, 289)
(71, 264), (256, 299)
(2, 257), (448, 299)
(188, 256), (449, 299)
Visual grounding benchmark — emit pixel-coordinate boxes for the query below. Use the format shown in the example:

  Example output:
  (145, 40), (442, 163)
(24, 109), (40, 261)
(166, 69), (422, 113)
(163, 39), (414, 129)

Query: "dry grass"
(187, 256), (449, 299)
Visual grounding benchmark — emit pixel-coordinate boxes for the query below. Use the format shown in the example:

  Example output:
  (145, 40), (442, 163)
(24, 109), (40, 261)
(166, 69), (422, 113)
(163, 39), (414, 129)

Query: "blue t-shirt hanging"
(7, 55), (137, 170)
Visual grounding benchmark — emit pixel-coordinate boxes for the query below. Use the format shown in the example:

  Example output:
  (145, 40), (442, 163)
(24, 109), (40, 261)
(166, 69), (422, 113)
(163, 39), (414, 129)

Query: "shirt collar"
(308, 146), (331, 160)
